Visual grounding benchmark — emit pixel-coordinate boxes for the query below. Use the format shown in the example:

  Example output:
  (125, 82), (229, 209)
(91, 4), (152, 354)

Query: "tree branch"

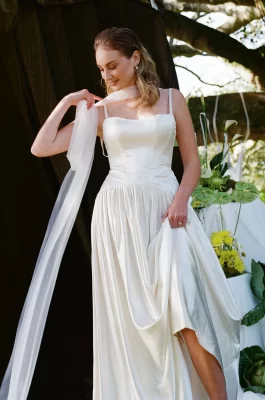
(175, 63), (241, 86)
(170, 44), (205, 57)
(163, 2), (263, 34)
(164, 10), (265, 87)
(168, 0), (257, 6)
(164, 1), (259, 14)
(218, 5), (263, 33)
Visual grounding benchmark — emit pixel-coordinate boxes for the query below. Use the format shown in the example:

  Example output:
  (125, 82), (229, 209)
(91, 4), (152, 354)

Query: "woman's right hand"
(66, 89), (103, 110)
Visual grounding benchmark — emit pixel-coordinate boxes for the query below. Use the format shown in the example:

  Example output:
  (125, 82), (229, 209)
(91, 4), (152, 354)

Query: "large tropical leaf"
(241, 302), (265, 327)
(232, 182), (260, 204)
(239, 346), (265, 388)
(251, 260), (265, 300)
(192, 187), (217, 207)
(214, 192), (233, 205)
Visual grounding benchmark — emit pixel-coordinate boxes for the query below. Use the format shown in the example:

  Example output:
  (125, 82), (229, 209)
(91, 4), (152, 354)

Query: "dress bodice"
(103, 114), (176, 173)
(100, 88), (178, 189)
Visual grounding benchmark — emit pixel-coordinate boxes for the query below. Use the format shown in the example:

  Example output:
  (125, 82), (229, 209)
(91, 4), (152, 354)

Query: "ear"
(132, 50), (141, 66)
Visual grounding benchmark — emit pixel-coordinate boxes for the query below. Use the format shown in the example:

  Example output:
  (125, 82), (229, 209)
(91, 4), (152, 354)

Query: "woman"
(1, 27), (241, 400)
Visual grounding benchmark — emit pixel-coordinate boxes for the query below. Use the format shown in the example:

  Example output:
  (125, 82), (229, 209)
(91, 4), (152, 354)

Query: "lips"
(108, 80), (118, 86)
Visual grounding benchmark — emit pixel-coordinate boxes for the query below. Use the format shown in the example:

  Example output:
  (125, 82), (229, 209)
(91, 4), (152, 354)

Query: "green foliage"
(215, 192), (233, 205)
(191, 187), (217, 208)
(242, 302), (265, 327)
(192, 117), (260, 209)
(242, 260), (265, 327)
(232, 182), (260, 204)
(251, 260), (265, 301)
(239, 346), (265, 393)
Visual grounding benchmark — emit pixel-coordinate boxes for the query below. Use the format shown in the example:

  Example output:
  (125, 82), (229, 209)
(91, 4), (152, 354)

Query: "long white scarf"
(0, 85), (139, 400)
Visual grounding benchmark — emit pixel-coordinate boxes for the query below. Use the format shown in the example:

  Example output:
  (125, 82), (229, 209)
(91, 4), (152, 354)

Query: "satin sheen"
(91, 93), (241, 399)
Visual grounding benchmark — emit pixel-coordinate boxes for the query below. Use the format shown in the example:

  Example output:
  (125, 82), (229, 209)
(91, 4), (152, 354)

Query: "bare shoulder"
(171, 88), (186, 105)
(171, 88), (190, 118)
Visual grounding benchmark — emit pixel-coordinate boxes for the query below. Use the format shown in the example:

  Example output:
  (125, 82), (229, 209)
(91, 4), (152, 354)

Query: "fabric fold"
(0, 86), (140, 400)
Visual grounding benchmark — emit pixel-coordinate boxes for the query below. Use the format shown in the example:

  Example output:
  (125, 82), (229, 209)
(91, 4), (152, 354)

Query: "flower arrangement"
(191, 118), (259, 209)
(210, 230), (246, 278)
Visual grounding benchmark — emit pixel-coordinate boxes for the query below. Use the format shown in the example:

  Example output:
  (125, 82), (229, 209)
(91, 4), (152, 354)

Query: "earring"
(135, 65), (139, 71)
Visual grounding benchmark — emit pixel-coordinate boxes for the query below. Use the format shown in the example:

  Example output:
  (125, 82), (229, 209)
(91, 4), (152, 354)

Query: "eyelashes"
(98, 66), (117, 72)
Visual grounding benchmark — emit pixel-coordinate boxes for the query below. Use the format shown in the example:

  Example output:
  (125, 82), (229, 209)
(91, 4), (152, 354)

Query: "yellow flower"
(192, 200), (202, 208)
(223, 236), (233, 246)
(210, 230), (232, 247)
(210, 230), (246, 277)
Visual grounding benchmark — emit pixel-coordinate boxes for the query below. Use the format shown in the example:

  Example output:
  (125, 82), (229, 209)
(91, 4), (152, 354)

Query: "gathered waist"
(100, 167), (179, 192)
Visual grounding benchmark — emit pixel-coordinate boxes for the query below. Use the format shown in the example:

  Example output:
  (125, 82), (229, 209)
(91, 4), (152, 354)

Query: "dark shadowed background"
(0, 0), (180, 398)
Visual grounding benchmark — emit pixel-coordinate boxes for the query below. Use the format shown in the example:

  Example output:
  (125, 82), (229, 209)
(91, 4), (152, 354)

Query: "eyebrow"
(97, 60), (117, 68)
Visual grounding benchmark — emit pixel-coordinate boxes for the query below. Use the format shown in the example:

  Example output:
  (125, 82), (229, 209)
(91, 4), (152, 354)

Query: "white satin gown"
(91, 88), (242, 399)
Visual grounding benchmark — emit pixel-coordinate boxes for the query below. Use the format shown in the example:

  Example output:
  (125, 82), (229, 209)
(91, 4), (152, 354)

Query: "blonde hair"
(94, 27), (160, 108)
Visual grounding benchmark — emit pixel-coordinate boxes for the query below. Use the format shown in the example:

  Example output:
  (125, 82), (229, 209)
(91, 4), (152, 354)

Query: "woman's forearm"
(31, 96), (72, 155)
(174, 160), (201, 202)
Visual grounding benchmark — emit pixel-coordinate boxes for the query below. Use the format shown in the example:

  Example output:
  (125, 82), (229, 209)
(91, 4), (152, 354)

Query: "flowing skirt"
(91, 178), (241, 399)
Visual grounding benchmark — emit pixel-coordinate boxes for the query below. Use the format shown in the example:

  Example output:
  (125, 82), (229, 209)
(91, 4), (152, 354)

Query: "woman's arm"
(31, 89), (102, 158)
(162, 88), (201, 228)
(172, 88), (201, 202)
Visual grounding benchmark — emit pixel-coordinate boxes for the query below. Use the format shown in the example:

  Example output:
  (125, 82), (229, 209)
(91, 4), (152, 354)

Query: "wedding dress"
(91, 88), (241, 399)
(0, 86), (241, 400)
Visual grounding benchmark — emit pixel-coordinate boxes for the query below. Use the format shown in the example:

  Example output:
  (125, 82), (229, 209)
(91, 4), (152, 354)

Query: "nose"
(102, 69), (112, 82)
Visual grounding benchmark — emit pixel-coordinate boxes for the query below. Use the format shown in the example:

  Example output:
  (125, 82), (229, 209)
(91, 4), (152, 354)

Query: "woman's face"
(96, 47), (140, 91)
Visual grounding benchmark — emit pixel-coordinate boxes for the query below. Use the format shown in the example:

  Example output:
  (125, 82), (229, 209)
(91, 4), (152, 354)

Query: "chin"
(108, 80), (121, 92)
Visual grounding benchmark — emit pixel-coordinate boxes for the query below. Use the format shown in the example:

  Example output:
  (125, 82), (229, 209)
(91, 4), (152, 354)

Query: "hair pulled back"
(94, 27), (160, 108)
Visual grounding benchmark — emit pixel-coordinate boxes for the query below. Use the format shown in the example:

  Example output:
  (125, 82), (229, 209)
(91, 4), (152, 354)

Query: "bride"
(0, 27), (241, 400)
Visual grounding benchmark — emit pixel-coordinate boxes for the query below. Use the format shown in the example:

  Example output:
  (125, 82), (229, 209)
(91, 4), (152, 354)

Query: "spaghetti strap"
(103, 104), (108, 118)
(168, 88), (173, 115)
(100, 137), (108, 158)
(100, 105), (109, 157)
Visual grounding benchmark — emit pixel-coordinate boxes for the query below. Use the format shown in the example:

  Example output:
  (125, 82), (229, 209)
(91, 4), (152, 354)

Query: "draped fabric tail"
(0, 101), (98, 400)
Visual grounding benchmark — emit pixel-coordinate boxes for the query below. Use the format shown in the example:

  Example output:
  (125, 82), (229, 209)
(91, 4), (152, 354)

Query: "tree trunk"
(188, 92), (265, 145)
(164, 10), (265, 88)
(177, 0), (256, 6)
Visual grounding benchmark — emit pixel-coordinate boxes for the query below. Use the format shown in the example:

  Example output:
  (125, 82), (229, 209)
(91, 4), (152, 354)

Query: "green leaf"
(239, 346), (265, 388)
(241, 302), (265, 327)
(210, 151), (223, 170)
(200, 94), (205, 110)
(214, 192), (233, 205)
(192, 187), (217, 207)
(232, 182), (260, 204)
(251, 260), (265, 300)
(244, 386), (265, 394)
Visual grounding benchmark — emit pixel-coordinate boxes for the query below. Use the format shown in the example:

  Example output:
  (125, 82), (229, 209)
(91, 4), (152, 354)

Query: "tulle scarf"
(0, 85), (140, 400)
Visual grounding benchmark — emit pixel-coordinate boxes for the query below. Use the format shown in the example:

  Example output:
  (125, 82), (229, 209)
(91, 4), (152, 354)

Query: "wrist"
(62, 94), (72, 108)
(174, 186), (191, 202)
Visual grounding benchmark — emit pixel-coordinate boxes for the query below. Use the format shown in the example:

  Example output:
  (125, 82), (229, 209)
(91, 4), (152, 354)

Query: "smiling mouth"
(108, 80), (118, 86)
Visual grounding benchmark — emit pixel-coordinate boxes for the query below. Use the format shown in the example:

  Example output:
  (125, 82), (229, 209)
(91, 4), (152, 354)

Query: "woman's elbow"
(30, 143), (48, 158)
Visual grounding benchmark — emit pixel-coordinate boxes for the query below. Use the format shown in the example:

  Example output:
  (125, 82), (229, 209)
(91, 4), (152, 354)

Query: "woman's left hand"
(162, 198), (188, 229)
